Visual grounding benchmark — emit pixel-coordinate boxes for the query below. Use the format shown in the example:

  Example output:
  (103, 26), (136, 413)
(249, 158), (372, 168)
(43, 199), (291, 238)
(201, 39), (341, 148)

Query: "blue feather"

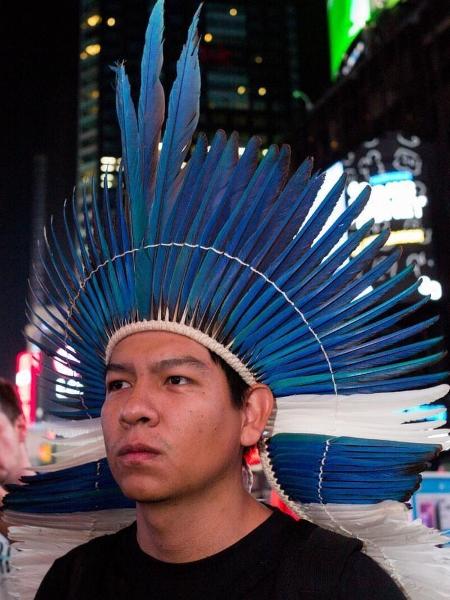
(138, 0), (165, 205)
(150, 3), (201, 240)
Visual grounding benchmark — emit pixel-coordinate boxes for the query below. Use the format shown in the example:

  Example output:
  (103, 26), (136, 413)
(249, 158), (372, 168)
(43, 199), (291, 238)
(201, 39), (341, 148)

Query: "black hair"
(208, 351), (249, 409)
(0, 379), (22, 423)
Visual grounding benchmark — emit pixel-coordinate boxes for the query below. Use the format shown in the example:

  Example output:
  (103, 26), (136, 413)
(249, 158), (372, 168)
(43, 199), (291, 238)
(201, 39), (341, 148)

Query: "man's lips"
(117, 443), (161, 463)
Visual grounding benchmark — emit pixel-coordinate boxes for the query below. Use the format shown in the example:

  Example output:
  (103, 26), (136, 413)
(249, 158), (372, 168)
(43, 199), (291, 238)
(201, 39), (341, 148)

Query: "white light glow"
(348, 179), (428, 227)
(418, 276), (442, 301)
(353, 229), (426, 255)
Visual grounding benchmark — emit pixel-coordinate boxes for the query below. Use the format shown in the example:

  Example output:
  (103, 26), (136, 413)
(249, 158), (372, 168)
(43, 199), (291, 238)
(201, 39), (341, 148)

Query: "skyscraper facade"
(77, 0), (304, 188)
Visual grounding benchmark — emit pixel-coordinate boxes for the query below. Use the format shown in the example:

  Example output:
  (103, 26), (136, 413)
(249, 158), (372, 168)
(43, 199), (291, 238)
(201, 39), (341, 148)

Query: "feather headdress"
(5, 1), (450, 597)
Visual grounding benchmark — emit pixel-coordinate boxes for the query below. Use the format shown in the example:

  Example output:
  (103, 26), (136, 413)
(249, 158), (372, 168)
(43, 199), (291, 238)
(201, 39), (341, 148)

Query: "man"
(8, 1), (449, 598)
(35, 331), (405, 599)
(0, 379), (30, 593)
(0, 379), (30, 505)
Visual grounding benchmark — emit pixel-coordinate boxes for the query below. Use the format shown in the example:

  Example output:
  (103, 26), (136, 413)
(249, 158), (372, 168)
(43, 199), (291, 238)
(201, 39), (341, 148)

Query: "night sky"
(0, 1), (330, 382)
(0, 3), (79, 380)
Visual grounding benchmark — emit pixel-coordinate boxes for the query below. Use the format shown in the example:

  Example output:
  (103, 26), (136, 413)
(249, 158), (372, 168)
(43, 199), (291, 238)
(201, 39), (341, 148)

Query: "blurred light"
(353, 229), (426, 256)
(229, 8), (238, 16)
(348, 179), (428, 226)
(292, 90), (302, 99)
(86, 15), (101, 27)
(237, 85), (247, 95)
(38, 442), (54, 465)
(258, 87), (267, 96)
(418, 276), (442, 301)
(100, 173), (116, 188)
(254, 55), (263, 64)
(53, 347), (79, 378)
(85, 43), (101, 56)
(90, 89), (100, 99)
(100, 156), (118, 165)
(15, 352), (41, 425)
(80, 51), (88, 60)
(261, 148), (268, 156)
(204, 33), (213, 43)
(369, 170), (413, 185)
(238, 147), (245, 156)
(107, 17), (116, 26)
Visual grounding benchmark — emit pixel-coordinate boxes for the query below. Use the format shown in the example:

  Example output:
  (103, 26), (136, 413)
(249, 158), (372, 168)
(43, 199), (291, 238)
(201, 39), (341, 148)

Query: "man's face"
(102, 331), (246, 504)
(0, 412), (24, 486)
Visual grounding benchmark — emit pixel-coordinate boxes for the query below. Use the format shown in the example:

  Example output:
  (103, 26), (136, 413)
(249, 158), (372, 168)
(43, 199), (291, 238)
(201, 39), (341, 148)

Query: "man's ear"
(14, 414), (27, 444)
(240, 384), (274, 447)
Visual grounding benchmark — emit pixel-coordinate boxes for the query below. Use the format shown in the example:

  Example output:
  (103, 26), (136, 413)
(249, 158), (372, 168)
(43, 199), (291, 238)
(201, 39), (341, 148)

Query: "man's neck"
(135, 477), (271, 563)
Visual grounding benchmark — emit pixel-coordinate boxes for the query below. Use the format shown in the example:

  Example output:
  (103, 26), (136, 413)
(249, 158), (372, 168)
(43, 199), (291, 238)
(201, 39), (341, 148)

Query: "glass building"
(77, 0), (304, 189)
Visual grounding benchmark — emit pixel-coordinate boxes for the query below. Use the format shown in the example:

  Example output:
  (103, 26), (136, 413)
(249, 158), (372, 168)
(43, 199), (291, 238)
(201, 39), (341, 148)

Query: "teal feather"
(151, 3), (201, 240)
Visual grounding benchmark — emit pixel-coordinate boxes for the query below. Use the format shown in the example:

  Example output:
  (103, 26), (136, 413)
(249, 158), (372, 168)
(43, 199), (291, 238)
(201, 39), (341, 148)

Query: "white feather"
(272, 385), (450, 447)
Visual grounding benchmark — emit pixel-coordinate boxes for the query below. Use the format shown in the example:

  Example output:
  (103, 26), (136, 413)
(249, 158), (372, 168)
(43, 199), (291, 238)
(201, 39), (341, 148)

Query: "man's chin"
(118, 480), (174, 504)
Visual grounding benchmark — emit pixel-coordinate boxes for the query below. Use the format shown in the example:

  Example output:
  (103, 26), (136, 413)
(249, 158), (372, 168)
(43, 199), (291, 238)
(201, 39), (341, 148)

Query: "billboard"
(339, 132), (442, 301)
(327, 0), (403, 79)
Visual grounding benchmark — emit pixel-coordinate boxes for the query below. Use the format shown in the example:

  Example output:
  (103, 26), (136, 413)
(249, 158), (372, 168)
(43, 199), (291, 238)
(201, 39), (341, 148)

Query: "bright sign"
(328, 0), (403, 79)
(15, 351), (42, 425)
(52, 347), (82, 400)
(340, 132), (442, 300)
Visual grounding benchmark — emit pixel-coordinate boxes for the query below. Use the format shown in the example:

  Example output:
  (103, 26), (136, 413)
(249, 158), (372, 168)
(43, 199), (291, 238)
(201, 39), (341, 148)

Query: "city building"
(77, 0), (305, 189)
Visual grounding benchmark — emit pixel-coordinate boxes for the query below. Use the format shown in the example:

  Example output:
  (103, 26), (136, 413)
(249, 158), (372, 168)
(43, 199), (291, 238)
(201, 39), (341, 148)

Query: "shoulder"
(340, 549), (406, 599)
(35, 523), (136, 600)
(275, 519), (405, 599)
(55, 522), (133, 567)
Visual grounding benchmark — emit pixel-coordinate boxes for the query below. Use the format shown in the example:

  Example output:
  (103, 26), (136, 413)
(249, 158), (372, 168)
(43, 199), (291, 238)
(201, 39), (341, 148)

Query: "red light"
(15, 351), (41, 425)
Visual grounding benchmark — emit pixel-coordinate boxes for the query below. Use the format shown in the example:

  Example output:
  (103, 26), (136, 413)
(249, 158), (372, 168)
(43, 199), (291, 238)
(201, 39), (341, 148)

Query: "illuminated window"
(254, 56), (263, 64)
(258, 87), (267, 96)
(229, 8), (238, 16)
(87, 14), (101, 27)
(237, 85), (246, 95)
(107, 17), (116, 26)
(100, 173), (116, 189)
(90, 89), (100, 99)
(204, 33), (213, 43)
(100, 156), (121, 172)
(85, 43), (101, 56)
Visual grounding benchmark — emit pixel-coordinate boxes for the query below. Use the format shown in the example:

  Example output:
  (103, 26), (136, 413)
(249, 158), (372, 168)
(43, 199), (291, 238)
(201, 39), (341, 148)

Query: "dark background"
(0, 2), (79, 380)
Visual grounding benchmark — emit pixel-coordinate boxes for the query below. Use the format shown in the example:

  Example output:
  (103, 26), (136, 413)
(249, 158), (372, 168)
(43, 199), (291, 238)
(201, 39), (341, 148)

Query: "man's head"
(101, 330), (273, 504)
(0, 379), (28, 488)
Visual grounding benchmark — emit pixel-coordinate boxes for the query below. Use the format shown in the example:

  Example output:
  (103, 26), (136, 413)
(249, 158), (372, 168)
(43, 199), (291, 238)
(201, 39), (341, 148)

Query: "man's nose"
(118, 383), (160, 427)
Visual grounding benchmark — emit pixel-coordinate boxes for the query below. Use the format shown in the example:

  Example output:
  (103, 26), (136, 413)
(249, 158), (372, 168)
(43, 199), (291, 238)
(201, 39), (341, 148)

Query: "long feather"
(138, 0), (165, 205)
(150, 3), (202, 240)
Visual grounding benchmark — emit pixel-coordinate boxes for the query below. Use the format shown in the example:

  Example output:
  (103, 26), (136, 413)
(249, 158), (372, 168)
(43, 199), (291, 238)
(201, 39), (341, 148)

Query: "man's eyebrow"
(105, 356), (210, 374)
(150, 356), (210, 372)
(105, 362), (133, 373)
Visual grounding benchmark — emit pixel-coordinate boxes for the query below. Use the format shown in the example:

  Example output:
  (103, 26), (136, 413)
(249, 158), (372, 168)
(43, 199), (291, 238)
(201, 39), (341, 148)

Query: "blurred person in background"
(0, 378), (31, 595)
(0, 379), (31, 508)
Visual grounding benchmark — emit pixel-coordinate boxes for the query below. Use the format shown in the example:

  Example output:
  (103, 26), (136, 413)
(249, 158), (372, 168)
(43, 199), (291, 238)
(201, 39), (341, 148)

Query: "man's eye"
(106, 380), (130, 392)
(167, 375), (189, 385)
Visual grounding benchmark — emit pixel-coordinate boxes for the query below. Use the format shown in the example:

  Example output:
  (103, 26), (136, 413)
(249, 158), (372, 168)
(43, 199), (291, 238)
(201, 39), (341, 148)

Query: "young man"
(8, 1), (449, 597)
(34, 331), (405, 599)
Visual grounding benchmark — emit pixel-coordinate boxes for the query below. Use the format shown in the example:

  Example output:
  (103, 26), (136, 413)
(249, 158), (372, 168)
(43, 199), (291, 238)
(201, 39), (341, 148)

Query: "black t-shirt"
(35, 509), (405, 600)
